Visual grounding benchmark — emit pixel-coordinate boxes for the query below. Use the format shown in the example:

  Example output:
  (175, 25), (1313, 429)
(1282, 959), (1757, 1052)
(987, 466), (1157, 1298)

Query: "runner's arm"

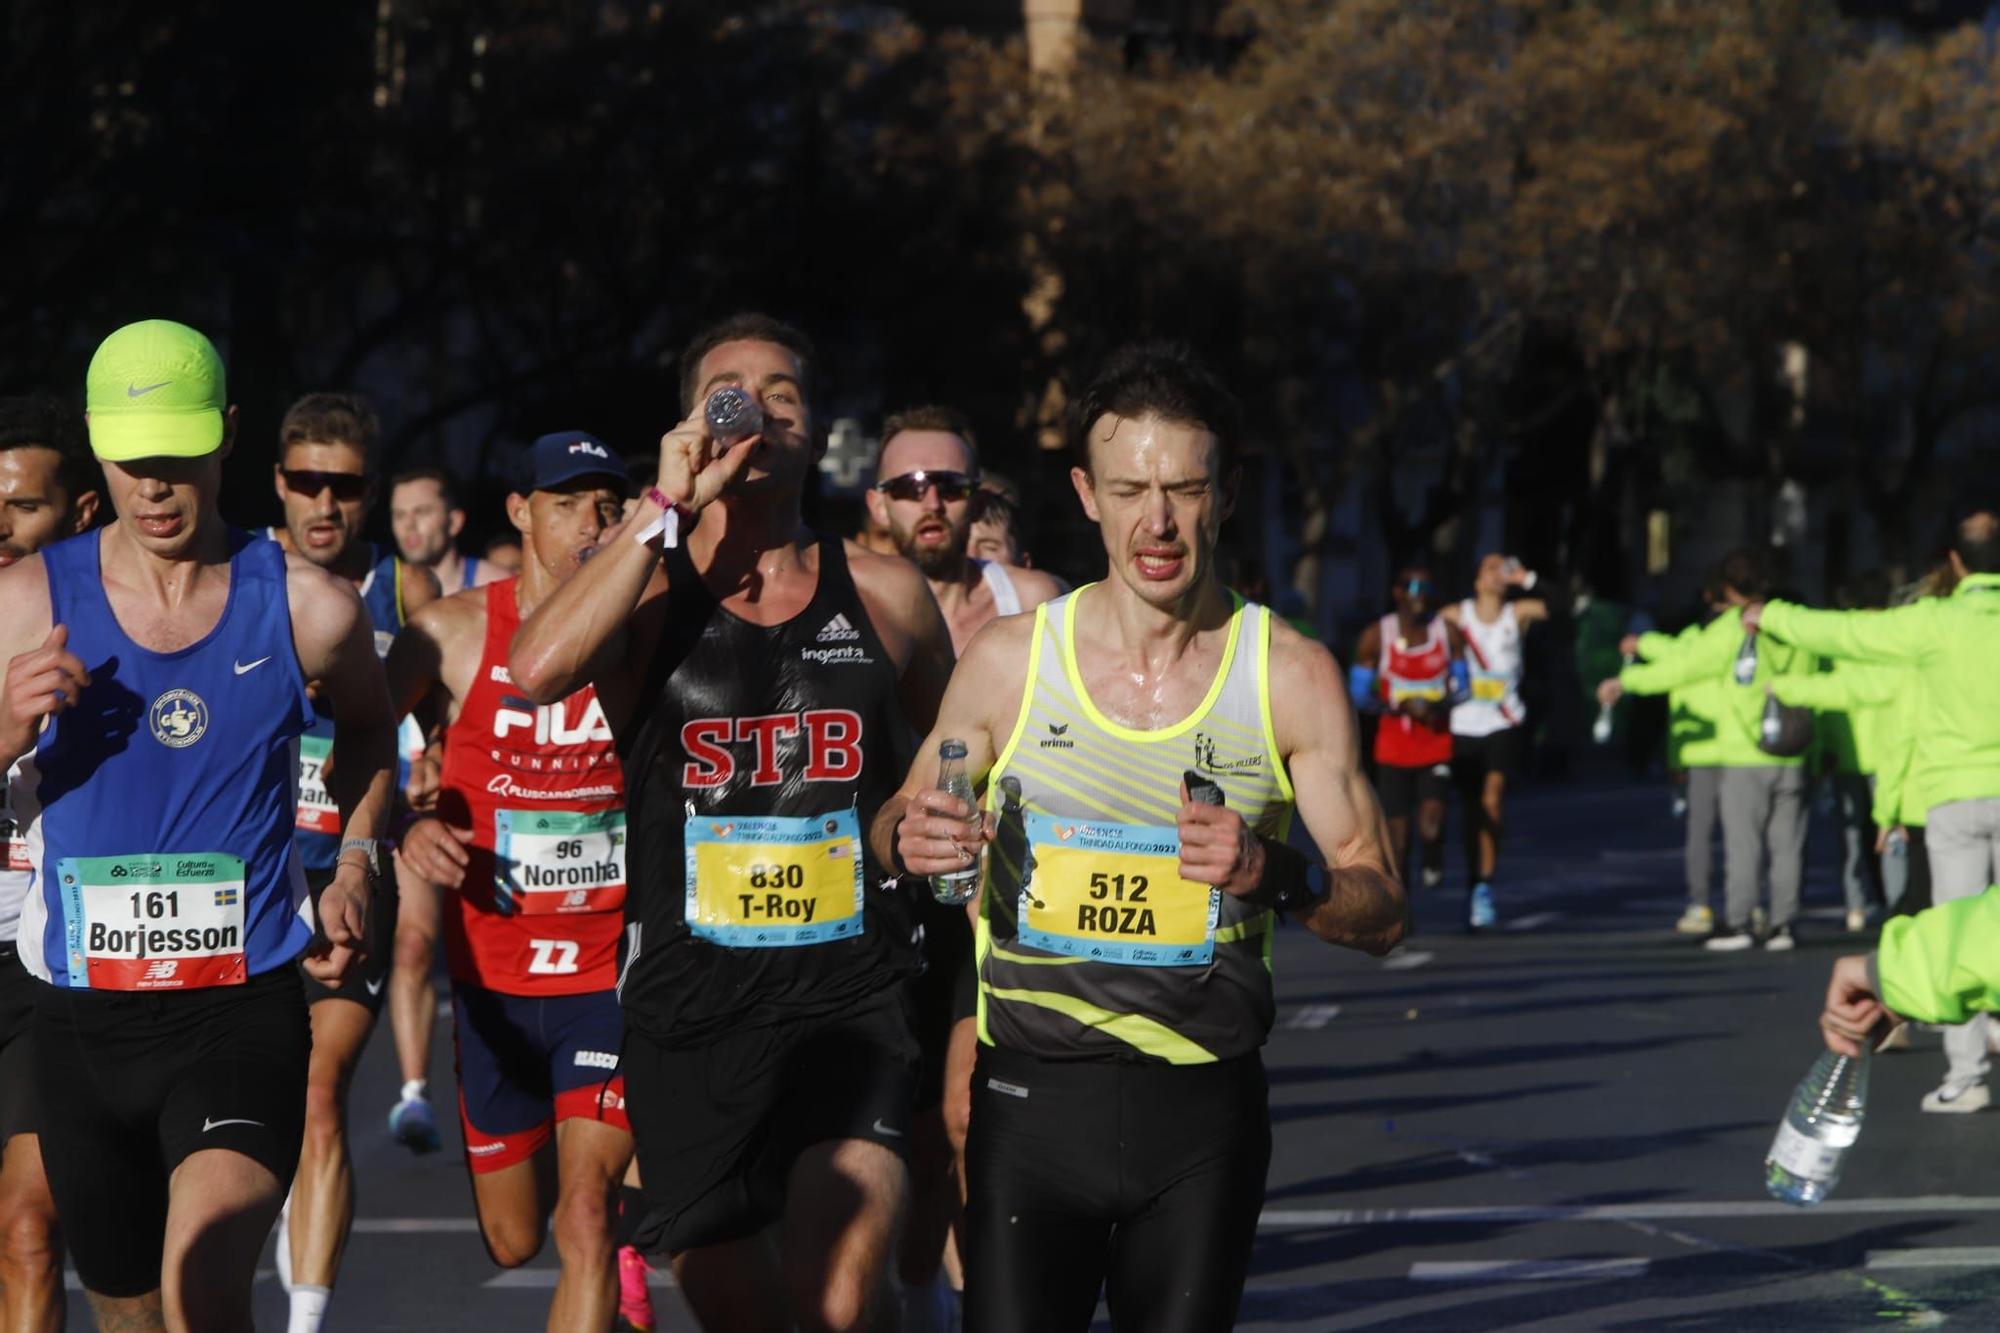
(870, 616), (1026, 877)
(0, 559), (67, 771)
(1270, 631), (1405, 954)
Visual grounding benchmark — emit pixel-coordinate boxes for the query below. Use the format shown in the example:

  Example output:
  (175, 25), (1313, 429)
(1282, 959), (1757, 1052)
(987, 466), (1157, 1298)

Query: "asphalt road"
(56, 768), (2000, 1328)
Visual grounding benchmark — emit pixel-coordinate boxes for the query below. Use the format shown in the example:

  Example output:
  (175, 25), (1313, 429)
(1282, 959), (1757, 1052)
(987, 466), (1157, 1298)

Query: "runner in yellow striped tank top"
(870, 343), (1405, 1333)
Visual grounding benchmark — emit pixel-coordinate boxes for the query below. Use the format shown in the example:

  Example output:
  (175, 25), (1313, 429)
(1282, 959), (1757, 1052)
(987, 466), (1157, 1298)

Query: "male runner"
(2, 319), (391, 1331)
(877, 342), (1405, 1332)
(0, 393), (101, 1333)
(390, 432), (639, 1331)
(390, 466), (500, 594)
(1352, 568), (1468, 898)
(269, 392), (440, 1331)
(509, 313), (956, 1331)
(383, 464), (497, 1150)
(1442, 553), (1548, 929)
(863, 405), (1062, 1323)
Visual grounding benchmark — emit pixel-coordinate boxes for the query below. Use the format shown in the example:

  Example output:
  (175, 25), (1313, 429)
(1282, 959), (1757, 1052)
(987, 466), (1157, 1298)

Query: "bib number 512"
(527, 939), (580, 975)
(1088, 872), (1148, 902)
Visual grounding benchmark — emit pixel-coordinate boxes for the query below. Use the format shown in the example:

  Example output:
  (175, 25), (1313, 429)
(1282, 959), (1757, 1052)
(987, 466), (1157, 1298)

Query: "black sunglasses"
(282, 469), (371, 501)
(875, 470), (976, 503)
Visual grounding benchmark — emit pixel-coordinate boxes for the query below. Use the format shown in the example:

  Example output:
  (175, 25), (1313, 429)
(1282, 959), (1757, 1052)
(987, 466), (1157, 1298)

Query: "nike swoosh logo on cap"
(233, 656), (271, 675)
(127, 381), (172, 398)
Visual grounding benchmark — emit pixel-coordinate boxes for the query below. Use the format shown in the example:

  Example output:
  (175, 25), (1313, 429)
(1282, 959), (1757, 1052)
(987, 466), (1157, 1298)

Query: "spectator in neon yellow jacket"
(1771, 655), (1894, 931)
(1597, 550), (1816, 952)
(1634, 578), (1728, 935)
(1823, 888), (2000, 1057)
(1751, 511), (2000, 1113)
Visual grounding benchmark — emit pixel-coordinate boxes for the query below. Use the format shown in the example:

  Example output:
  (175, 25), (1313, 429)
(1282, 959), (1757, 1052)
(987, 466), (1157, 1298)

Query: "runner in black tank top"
(619, 534), (920, 1042)
(507, 317), (956, 1329)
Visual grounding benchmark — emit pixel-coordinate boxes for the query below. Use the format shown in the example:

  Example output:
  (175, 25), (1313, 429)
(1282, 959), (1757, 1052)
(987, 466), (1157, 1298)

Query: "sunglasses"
(876, 470), (976, 503)
(282, 469), (371, 501)
(1403, 580), (1433, 596)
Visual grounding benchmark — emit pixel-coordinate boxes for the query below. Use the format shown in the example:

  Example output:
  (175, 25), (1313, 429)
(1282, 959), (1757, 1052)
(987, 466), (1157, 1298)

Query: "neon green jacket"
(1639, 625), (1724, 769)
(1867, 670), (1927, 829)
(1618, 607), (1814, 767)
(1879, 886), (2000, 1025)
(1770, 659), (1900, 778)
(1761, 575), (2000, 811)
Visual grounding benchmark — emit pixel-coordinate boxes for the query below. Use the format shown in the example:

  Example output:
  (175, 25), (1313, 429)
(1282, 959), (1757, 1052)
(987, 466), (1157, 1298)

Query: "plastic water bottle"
(930, 739), (981, 905)
(1760, 693), (1784, 748)
(1765, 1046), (1870, 1205)
(1593, 652), (1634, 745)
(1886, 828), (1908, 862)
(1734, 630), (1760, 686)
(705, 386), (764, 446)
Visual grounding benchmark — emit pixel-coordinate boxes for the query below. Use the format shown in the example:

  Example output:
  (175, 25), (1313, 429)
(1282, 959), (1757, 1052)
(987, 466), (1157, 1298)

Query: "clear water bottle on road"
(1765, 1046), (1870, 1205)
(705, 385), (764, 447)
(931, 739), (981, 905)
(1734, 630), (1760, 686)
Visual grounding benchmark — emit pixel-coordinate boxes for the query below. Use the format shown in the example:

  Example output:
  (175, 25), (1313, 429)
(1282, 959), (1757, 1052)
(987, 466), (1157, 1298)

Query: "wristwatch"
(337, 837), (384, 879)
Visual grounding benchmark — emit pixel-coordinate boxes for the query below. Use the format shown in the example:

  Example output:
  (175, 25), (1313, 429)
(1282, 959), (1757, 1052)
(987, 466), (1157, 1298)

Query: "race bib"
(1017, 813), (1218, 967)
(493, 807), (627, 915)
(1470, 673), (1509, 702)
(683, 808), (864, 948)
(56, 852), (246, 990)
(1387, 677), (1444, 705)
(296, 735), (339, 835)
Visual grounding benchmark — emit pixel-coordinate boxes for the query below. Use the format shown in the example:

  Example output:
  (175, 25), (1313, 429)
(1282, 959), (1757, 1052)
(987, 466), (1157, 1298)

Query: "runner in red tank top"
(387, 434), (643, 1332)
(1351, 567), (1468, 897)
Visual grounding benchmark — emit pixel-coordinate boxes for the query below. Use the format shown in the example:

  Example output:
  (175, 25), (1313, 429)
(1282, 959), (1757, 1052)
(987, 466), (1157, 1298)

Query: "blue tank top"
(15, 528), (314, 986)
(296, 545), (406, 870)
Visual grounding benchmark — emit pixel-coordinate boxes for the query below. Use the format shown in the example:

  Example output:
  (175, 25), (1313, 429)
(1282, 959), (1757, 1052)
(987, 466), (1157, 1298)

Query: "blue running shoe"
(388, 1091), (442, 1155)
(1467, 881), (1497, 931)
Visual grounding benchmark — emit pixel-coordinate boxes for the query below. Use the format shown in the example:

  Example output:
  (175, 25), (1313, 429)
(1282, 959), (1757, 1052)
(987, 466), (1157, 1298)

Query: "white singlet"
(979, 560), (1023, 617)
(1451, 599), (1526, 738)
(1, 757), (28, 945)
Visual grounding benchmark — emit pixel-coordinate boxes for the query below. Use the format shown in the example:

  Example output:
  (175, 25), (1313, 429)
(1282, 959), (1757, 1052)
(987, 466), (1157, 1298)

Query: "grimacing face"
(868, 428), (976, 579)
(390, 476), (460, 567)
(275, 439), (373, 571)
(0, 445), (95, 566)
(1070, 412), (1232, 610)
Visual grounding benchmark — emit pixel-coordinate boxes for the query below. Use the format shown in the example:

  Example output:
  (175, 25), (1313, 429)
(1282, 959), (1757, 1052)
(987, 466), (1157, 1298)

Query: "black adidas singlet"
(618, 535), (920, 1045)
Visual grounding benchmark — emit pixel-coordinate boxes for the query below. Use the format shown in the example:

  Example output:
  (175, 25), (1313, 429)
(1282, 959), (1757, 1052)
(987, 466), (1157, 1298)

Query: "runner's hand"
(398, 816), (474, 890)
(895, 789), (991, 877)
(1618, 633), (1641, 658)
(1, 623), (89, 757)
(657, 407), (759, 514)
(1178, 781), (1264, 896)
(1822, 953), (1894, 1057)
(302, 866), (370, 985)
(1596, 678), (1624, 708)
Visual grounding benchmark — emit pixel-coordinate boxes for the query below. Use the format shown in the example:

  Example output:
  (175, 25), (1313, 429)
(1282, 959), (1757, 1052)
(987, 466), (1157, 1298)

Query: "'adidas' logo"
(818, 614), (862, 643)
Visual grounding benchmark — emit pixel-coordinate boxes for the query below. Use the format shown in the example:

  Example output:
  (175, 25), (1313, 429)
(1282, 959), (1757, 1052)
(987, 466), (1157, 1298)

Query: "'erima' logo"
(1040, 722), (1074, 750)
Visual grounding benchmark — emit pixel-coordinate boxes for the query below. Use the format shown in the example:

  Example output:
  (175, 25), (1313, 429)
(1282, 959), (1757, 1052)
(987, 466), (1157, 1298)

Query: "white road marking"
(486, 1268), (678, 1289)
(1381, 950), (1434, 971)
(353, 1218), (482, 1233)
(1410, 1258), (1649, 1281)
(1286, 1003), (1342, 1029)
(1866, 1247), (2000, 1270)
(1504, 912), (1562, 932)
(1261, 1196), (2000, 1226)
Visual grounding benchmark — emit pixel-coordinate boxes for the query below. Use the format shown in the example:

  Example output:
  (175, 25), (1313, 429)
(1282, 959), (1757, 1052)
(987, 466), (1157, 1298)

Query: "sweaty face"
(275, 441), (373, 570)
(104, 453), (224, 558)
(1071, 413), (1230, 610)
(390, 477), (456, 567)
(871, 429), (975, 579)
(690, 338), (813, 493)
(0, 446), (81, 566)
(520, 480), (625, 578)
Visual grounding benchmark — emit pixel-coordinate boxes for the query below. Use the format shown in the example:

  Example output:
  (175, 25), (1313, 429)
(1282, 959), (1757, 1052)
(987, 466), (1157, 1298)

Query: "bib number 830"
(527, 939), (580, 975)
(747, 863), (806, 890)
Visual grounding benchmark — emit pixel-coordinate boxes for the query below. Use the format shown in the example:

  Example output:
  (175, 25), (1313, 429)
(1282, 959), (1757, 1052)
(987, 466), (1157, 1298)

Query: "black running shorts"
(32, 964), (310, 1298)
(1451, 726), (1527, 787)
(297, 867), (397, 1014)
(963, 1044), (1271, 1333)
(0, 944), (36, 1144)
(1375, 760), (1452, 820)
(909, 887), (976, 1110)
(624, 987), (919, 1257)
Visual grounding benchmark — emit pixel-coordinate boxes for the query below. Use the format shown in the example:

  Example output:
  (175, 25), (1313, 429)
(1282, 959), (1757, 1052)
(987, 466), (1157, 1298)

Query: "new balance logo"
(144, 959), (179, 981)
(817, 614), (861, 643)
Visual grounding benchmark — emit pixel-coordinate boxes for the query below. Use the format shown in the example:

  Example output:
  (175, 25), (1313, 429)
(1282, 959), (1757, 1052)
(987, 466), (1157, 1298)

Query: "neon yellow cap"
(85, 320), (227, 462)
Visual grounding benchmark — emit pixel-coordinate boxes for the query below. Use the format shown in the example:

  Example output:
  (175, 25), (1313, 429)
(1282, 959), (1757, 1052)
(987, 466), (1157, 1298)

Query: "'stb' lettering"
(681, 710), (863, 788)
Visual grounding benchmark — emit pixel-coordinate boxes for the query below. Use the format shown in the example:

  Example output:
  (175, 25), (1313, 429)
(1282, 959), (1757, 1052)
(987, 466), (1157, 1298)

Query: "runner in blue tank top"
(267, 391), (439, 1333)
(0, 321), (395, 1331)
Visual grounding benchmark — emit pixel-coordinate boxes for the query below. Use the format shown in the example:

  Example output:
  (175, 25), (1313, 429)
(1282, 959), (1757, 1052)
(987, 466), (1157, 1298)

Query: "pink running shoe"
(617, 1245), (655, 1332)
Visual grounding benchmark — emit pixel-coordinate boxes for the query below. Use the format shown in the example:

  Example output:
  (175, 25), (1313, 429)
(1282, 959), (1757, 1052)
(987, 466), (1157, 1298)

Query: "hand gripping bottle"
(930, 740), (981, 905)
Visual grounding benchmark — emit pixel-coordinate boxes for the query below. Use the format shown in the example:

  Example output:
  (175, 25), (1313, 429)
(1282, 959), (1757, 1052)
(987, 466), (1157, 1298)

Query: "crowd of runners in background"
(0, 313), (1995, 1333)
